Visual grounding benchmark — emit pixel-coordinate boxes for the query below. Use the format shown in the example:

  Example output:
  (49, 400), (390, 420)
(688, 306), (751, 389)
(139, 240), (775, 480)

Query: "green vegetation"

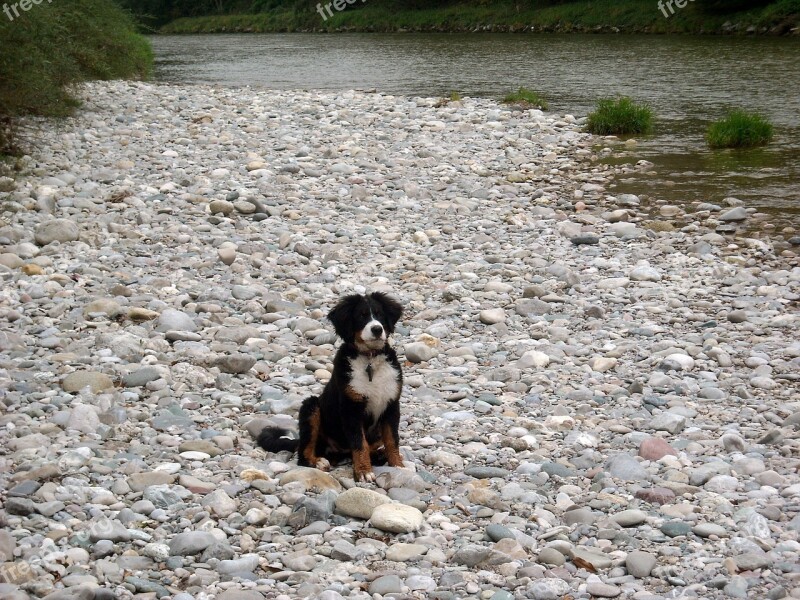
(503, 87), (548, 110)
(147, 0), (800, 34)
(0, 0), (152, 154)
(586, 97), (653, 136)
(707, 110), (774, 148)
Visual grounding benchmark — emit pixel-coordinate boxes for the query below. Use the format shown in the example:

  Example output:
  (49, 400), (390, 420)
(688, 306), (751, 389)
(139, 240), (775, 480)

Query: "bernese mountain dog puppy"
(257, 292), (405, 483)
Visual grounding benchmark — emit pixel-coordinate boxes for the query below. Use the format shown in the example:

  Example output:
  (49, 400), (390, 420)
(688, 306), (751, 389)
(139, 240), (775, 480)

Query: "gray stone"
(626, 550), (657, 577)
(606, 454), (650, 481)
(34, 219), (79, 245)
(368, 575), (404, 595)
(464, 466), (510, 479)
(452, 544), (492, 567)
(403, 342), (439, 363)
(169, 531), (217, 556)
(719, 206), (749, 221)
(122, 367), (162, 387)
(156, 308), (197, 332)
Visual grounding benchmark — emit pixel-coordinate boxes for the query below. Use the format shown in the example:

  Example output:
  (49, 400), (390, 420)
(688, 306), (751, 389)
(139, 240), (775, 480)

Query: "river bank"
(0, 81), (798, 600)
(160, 0), (800, 35)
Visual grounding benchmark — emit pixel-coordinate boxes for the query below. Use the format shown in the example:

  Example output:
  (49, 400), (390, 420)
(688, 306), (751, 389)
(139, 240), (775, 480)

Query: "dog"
(257, 292), (405, 483)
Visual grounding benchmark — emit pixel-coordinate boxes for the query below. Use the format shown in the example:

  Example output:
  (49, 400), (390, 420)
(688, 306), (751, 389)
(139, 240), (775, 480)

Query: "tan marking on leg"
(381, 421), (404, 468)
(302, 406), (328, 471)
(352, 435), (375, 483)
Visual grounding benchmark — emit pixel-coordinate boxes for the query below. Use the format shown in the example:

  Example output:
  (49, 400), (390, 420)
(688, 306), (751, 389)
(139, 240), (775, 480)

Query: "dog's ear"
(327, 294), (362, 341)
(371, 292), (403, 331)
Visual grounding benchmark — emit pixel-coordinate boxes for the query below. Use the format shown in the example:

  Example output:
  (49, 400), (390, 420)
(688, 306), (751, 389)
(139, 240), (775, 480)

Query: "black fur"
(256, 292), (405, 482)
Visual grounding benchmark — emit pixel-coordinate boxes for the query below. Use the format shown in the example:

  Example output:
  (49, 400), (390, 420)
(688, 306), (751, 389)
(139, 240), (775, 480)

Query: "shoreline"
(1, 81), (798, 600)
(158, 2), (800, 36)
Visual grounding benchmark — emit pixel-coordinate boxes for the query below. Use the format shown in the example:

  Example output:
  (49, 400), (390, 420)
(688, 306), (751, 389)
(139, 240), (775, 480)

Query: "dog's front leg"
(348, 428), (375, 484)
(381, 402), (404, 468)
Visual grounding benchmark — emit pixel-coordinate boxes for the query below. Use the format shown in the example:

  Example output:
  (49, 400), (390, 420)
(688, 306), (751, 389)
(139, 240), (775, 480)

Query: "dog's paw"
(355, 470), (376, 484)
(315, 457), (331, 471)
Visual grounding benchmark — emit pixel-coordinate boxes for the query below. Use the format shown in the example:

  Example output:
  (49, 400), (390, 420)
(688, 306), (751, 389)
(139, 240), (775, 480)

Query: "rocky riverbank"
(1, 81), (799, 600)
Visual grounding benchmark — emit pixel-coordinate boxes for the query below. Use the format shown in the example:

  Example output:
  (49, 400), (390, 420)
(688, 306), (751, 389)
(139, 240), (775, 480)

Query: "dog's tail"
(256, 427), (299, 454)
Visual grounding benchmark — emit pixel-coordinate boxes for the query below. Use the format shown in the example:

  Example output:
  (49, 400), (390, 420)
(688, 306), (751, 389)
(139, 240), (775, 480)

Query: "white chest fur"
(348, 354), (401, 420)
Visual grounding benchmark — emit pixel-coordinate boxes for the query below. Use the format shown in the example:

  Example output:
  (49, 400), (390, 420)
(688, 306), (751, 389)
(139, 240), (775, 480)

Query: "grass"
(707, 110), (774, 148)
(160, 0), (800, 33)
(586, 97), (653, 136)
(503, 87), (548, 110)
(0, 0), (152, 154)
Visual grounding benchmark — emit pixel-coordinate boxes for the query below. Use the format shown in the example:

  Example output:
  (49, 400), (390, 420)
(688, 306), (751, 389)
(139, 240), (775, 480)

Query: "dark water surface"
(151, 33), (800, 230)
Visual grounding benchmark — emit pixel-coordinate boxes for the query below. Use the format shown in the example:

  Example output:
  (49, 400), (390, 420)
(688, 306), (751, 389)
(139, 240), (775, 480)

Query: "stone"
(626, 550), (657, 577)
(201, 489), (237, 518)
(479, 308), (506, 324)
(335, 487), (391, 519)
(539, 547), (567, 567)
(719, 206), (749, 221)
(692, 523), (729, 538)
(639, 437), (677, 460)
(606, 454), (650, 481)
(66, 403), (100, 433)
(613, 509), (647, 527)
(370, 503), (424, 533)
(369, 575), (404, 595)
(279, 468), (343, 493)
(122, 367), (162, 387)
(156, 308), (197, 332)
(385, 543), (428, 562)
(452, 544), (492, 567)
(34, 219), (79, 245)
(516, 350), (550, 369)
(629, 265), (661, 282)
(169, 531), (217, 556)
(213, 353), (256, 374)
(403, 342), (439, 363)
(649, 412), (686, 434)
(62, 371), (114, 393)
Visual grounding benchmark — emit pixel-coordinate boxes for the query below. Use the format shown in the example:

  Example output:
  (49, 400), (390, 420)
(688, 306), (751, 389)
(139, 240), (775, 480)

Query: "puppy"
(257, 292), (404, 483)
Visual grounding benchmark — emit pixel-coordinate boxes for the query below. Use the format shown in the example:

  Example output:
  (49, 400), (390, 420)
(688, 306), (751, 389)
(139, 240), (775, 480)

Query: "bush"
(707, 110), (774, 149)
(503, 87), (548, 110)
(586, 97), (653, 136)
(0, 0), (152, 153)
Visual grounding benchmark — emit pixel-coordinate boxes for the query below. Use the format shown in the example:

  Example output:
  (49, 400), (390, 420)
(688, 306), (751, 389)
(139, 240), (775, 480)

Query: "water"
(151, 33), (800, 231)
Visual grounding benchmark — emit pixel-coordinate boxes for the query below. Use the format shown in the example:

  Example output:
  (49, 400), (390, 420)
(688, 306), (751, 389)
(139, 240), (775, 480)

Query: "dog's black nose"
(371, 324), (384, 337)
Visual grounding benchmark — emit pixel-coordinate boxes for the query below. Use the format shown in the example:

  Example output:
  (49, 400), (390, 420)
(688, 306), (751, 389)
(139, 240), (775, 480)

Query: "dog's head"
(328, 292), (403, 351)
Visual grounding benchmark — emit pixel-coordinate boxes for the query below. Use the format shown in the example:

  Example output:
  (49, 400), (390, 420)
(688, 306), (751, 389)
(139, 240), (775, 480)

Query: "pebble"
(0, 80), (797, 600)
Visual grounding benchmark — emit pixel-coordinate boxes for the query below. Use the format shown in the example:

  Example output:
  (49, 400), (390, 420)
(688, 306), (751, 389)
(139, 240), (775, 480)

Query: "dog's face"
(328, 292), (403, 350)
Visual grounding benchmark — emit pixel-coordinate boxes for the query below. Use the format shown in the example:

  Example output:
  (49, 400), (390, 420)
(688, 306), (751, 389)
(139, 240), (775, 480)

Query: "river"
(151, 33), (800, 233)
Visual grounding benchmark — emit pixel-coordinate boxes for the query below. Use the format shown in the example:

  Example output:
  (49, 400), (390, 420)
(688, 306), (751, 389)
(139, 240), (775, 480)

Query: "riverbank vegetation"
(587, 98), (653, 135)
(141, 0), (800, 35)
(503, 88), (548, 110)
(707, 110), (774, 148)
(0, 0), (151, 154)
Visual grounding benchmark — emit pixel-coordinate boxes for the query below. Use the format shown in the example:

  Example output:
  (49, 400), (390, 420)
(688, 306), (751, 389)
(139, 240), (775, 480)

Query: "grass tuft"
(707, 110), (774, 148)
(586, 97), (653, 136)
(503, 87), (548, 110)
(0, 0), (152, 154)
